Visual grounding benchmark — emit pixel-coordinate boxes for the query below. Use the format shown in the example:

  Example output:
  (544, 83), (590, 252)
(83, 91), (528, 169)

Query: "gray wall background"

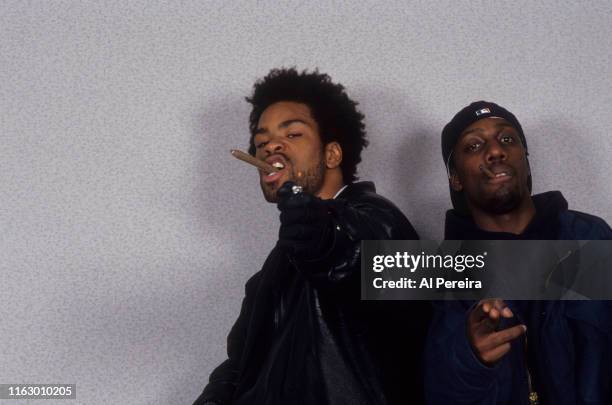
(1, 1), (611, 404)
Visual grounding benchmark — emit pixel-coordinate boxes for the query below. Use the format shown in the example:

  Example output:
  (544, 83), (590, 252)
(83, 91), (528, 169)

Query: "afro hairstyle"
(246, 67), (368, 183)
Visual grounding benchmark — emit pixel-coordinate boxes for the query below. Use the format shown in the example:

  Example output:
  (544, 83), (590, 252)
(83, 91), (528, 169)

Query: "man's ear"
(450, 170), (463, 192)
(325, 142), (342, 169)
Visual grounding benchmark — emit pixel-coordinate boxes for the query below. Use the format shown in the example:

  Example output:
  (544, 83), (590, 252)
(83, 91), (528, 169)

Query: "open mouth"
(262, 155), (288, 184)
(486, 170), (513, 184)
(480, 164), (514, 184)
(270, 161), (285, 172)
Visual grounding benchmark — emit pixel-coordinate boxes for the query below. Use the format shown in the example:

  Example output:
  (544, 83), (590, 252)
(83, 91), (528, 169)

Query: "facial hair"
(262, 157), (326, 203)
(472, 179), (524, 215)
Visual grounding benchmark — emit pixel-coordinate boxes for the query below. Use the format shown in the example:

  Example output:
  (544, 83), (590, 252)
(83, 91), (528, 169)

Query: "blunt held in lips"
(230, 148), (304, 179)
(230, 149), (278, 174)
(479, 164), (496, 179)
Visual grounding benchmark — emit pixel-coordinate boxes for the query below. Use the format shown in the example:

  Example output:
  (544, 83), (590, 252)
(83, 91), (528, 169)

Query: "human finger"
(490, 324), (527, 347)
(276, 181), (297, 204)
(471, 298), (501, 324)
(489, 299), (514, 318)
(479, 342), (512, 366)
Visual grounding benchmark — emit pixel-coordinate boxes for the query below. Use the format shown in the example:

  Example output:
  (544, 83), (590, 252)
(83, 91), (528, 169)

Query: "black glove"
(276, 181), (335, 261)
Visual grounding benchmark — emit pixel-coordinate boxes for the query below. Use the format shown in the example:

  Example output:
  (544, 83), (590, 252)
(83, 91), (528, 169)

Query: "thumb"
(277, 181), (297, 201)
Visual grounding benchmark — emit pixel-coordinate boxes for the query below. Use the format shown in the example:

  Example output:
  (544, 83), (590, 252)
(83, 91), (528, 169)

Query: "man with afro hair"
(193, 68), (430, 405)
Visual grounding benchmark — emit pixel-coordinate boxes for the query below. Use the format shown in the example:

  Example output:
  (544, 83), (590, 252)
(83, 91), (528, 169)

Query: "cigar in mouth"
(479, 164), (496, 179)
(230, 149), (279, 174)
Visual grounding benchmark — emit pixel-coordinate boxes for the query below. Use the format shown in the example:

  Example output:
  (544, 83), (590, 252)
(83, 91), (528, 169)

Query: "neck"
(315, 169), (344, 200)
(470, 197), (536, 235)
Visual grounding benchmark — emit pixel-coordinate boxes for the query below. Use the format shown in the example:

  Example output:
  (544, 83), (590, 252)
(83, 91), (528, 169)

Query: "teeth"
(495, 172), (508, 177)
(272, 162), (285, 169)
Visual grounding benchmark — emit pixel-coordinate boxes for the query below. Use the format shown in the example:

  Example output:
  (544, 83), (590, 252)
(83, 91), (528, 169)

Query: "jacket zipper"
(525, 336), (539, 405)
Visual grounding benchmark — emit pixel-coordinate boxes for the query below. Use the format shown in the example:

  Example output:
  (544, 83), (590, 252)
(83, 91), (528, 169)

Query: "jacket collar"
(335, 181), (375, 200)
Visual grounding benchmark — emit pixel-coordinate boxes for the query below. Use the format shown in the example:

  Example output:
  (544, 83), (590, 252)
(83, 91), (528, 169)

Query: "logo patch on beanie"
(475, 108), (491, 116)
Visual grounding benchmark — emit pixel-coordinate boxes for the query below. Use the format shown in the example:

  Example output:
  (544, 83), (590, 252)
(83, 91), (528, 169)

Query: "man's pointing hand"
(276, 181), (334, 261)
(468, 298), (527, 366)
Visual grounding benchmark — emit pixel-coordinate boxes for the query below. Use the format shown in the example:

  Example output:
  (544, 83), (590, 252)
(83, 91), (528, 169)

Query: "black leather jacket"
(194, 182), (430, 405)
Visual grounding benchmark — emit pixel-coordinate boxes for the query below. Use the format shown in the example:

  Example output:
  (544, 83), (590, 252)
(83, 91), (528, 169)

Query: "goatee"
(262, 158), (326, 203)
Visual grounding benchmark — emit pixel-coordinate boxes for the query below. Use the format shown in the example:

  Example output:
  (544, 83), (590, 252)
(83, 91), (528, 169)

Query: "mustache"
(266, 152), (291, 163)
(480, 164), (516, 178)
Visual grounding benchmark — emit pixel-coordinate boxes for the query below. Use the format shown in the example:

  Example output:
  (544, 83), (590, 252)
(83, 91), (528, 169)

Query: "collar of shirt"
(332, 185), (348, 200)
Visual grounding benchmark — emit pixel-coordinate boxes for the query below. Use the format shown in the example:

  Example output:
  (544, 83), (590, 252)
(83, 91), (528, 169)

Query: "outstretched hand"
(276, 181), (334, 261)
(467, 298), (526, 366)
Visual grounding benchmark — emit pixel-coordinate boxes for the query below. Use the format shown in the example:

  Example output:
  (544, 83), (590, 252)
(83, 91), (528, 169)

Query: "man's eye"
(467, 143), (481, 152)
(500, 135), (514, 143)
(255, 141), (268, 149)
(287, 133), (302, 139)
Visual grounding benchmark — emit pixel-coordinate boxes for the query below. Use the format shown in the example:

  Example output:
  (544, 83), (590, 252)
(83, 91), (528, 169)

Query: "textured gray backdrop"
(1, 1), (611, 404)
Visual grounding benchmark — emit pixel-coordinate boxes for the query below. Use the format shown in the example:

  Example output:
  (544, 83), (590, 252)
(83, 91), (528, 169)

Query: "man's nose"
(485, 140), (507, 163)
(264, 138), (285, 155)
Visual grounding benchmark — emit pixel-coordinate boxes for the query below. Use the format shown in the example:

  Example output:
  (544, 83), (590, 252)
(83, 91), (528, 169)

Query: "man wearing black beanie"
(425, 101), (612, 404)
